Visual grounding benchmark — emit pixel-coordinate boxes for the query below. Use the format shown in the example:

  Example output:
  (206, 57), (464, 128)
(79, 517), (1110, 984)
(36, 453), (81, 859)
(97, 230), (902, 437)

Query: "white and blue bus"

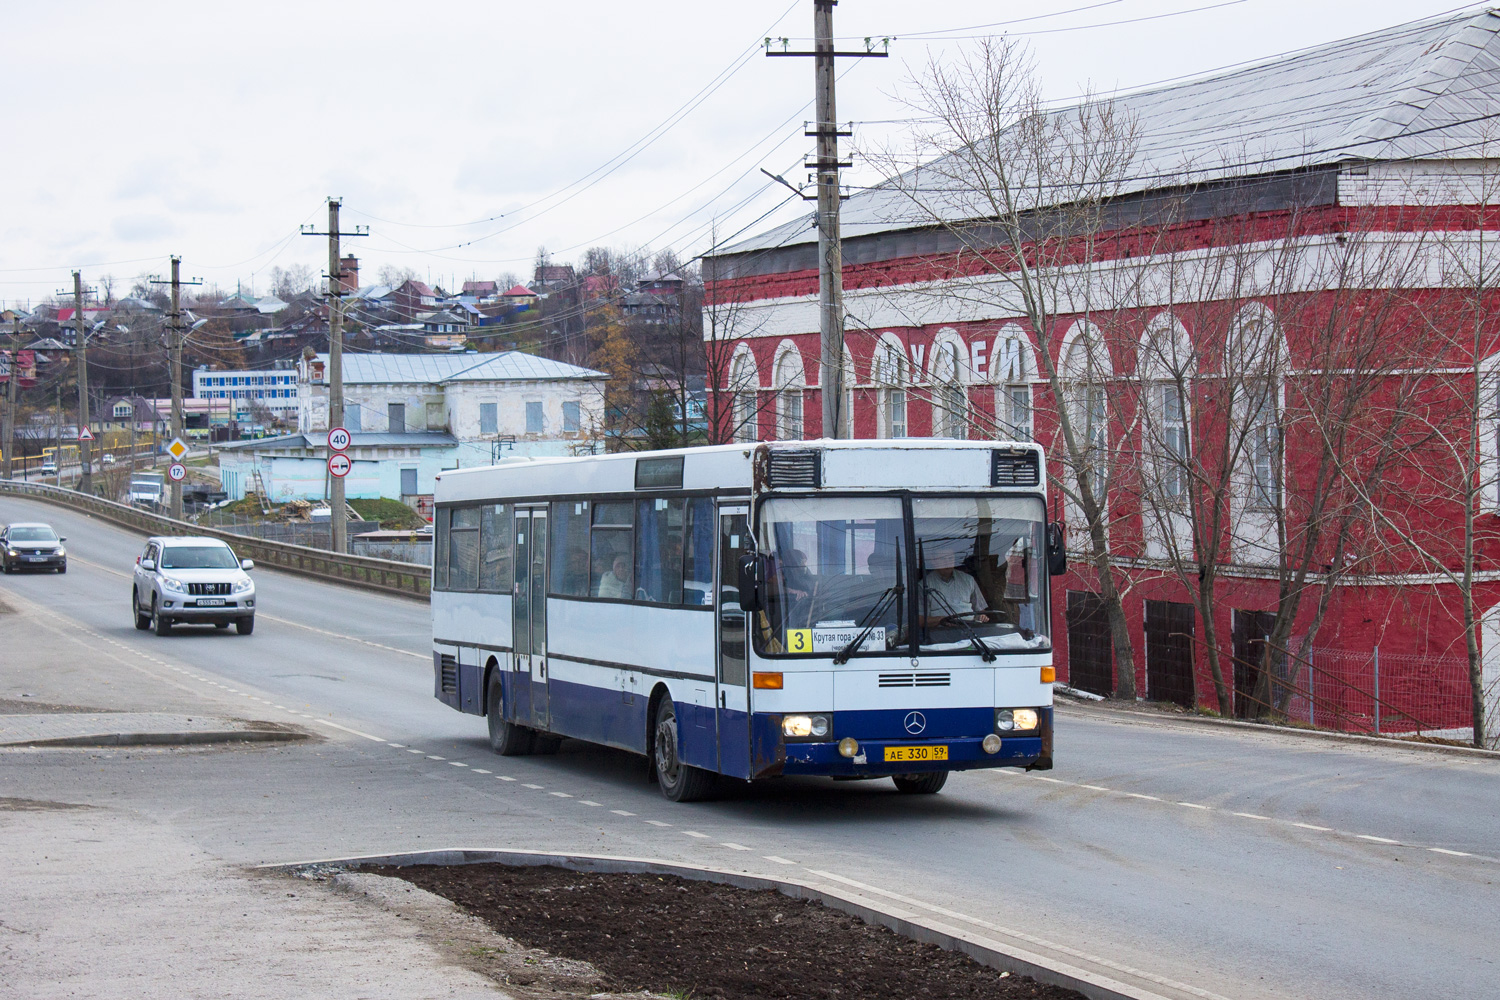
(431, 440), (1063, 801)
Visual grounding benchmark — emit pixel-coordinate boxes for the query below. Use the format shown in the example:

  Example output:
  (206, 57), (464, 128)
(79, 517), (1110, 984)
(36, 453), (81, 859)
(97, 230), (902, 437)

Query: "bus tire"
(892, 771), (948, 795)
(652, 699), (714, 802)
(532, 734), (562, 755)
(486, 677), (534, 756)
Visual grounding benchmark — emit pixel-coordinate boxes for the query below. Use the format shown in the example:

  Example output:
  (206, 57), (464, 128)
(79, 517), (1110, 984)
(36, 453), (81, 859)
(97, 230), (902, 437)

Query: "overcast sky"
(0, 0), (1484, 305)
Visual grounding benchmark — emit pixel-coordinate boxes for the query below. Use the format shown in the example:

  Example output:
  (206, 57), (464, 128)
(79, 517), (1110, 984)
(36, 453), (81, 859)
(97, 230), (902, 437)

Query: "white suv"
(132, 536), (256, 636)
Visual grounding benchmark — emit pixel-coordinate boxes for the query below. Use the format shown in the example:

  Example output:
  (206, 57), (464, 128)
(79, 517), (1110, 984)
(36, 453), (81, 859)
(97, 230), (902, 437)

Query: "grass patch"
(349, 497), (427, 529)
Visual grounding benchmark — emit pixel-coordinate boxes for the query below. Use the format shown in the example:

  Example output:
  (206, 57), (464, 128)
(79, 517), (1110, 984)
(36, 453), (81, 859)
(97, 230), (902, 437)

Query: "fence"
(0, 479), (429, 600)
(195, 513), (379, 551)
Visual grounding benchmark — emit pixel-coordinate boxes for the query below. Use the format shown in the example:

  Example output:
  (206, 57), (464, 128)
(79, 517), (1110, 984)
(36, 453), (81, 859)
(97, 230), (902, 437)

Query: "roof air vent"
(991, 449), (1041, 488)
(768, 449), (822, 489)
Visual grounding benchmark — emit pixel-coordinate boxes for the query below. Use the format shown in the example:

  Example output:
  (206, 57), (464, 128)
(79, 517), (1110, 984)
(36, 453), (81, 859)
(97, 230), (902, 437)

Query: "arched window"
(872, 338), (908, 439)
(1138, 314), (1196, 503)
(728, 348), (760, 443)
(929, 338), (968, 439)
(1226, 307), (1285, 512)
(773, 346), (805, 441)
(1060, 322), (1111, 499)
(989, 325), (1033, 441)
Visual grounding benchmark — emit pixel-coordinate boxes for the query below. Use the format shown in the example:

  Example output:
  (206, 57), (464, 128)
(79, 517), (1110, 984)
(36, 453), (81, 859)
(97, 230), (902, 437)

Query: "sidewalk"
(0, 712), (301, 747)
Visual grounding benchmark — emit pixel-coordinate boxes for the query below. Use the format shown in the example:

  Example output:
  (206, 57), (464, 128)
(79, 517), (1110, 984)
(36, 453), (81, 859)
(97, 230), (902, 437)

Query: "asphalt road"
(2, 493), (1496, 1000)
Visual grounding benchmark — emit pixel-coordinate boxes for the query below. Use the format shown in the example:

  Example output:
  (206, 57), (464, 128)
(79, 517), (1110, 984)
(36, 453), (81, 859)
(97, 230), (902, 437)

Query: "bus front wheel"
(653, 699), (714, 802)
(486, 678), (534, 756)
(892, 771), (948, 795)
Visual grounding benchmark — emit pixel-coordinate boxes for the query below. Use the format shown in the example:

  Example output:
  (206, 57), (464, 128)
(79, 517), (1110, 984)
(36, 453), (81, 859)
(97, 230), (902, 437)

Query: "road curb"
(258, 848), (1195, 1000)
(1055, 698), (1500, 761)
(2, 729), (311, 748)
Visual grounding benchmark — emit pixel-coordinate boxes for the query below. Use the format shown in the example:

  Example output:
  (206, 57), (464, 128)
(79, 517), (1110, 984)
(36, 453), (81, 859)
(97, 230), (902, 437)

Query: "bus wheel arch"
(486, 662), (534, 756)
(645, 683), (673, 775)
(649, 688), (715, 802)
(482, 656), (500, 715)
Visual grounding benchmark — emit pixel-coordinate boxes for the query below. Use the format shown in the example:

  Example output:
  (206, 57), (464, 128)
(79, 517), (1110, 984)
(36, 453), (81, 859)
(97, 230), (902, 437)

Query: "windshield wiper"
(925, 589), (997, 662)
(833, 584), (904, 665)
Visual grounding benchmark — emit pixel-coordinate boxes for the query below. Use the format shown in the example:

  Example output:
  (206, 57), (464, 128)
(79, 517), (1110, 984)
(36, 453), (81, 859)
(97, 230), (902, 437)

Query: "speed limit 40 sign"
(328, 453), (352, 478)
(327, 426), (351, 451)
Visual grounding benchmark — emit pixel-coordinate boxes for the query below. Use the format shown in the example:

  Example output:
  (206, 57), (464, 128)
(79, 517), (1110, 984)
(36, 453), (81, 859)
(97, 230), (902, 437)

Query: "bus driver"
(921, 546), (987, 628)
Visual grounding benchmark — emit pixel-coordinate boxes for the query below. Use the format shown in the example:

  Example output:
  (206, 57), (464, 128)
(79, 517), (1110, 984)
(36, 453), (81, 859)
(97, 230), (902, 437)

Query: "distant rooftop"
(312, 351), (605, 384)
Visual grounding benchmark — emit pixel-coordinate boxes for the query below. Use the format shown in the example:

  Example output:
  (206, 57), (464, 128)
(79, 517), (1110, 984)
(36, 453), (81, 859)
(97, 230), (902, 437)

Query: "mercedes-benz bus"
(431, 440), (1062, 801)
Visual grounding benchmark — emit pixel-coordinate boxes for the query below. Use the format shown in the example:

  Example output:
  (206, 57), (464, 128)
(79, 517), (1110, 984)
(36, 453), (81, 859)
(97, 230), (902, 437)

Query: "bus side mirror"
(737, 553), (765, 613)
(1046, 523), (1067, 576)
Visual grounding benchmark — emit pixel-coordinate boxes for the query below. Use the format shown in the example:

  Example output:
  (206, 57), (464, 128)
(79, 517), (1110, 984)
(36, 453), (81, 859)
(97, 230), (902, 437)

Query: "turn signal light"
(752, 671), (784, 689)
(1040, 666), (1056, 683)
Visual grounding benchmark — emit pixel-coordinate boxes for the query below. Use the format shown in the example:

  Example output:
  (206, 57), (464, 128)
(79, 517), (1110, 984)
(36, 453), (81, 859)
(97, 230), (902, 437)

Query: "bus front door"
(513, 507), (550, 732)
(716, 506), (751, 779)
(512, 510), (534, 725)
(527, 508), (550, 731)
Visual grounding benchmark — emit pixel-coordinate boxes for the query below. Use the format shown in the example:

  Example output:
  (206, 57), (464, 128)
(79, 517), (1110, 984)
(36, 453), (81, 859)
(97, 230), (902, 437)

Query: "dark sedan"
(1, 522), (67, 573)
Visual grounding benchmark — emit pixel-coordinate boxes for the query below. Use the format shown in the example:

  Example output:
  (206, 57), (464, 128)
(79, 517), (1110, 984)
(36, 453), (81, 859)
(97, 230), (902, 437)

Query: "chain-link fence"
(1269, 646), (1478, 743)
(190, 513), (378, 551)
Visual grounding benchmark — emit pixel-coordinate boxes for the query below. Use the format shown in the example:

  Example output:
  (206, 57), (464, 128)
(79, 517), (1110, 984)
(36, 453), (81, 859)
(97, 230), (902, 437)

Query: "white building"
(297, 350), (607, 466)
(193, 368), (299, 421)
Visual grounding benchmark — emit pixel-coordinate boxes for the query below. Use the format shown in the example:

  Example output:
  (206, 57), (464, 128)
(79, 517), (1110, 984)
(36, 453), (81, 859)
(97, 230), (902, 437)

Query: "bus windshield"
(757, 497), (907, 656)
(911, 496), (1048, 653)
(756, 495), (1048, 657)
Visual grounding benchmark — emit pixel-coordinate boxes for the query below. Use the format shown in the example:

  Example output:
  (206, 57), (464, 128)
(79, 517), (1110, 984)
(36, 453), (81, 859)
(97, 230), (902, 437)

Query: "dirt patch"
(0, 796), (93, 811)
(0, 697), (102, 714)
(369, 863), (1083, 1000)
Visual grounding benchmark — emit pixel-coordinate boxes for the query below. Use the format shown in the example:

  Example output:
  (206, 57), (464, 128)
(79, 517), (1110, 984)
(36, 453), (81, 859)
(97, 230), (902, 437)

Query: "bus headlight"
(782, 714), (830, 739)
(1013, 709), (1039, 731)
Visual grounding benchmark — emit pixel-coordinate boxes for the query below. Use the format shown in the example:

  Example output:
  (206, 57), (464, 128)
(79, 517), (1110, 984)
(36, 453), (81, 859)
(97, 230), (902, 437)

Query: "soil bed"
(368, 862), (1084, 1000)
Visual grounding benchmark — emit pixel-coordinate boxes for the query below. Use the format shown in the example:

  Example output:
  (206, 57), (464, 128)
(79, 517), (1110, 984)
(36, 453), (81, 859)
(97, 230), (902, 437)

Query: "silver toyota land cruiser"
(132, 536), (256, 636)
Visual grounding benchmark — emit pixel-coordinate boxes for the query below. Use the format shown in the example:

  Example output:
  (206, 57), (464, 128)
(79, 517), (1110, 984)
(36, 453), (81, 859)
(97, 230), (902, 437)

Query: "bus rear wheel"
(892, 771), (948, 795)
(486, 678), (534, 756)
(653, 699), (714, 802)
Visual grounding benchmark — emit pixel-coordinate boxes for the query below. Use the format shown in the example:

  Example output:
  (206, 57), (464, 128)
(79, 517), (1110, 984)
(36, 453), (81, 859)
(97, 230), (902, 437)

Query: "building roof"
(462, 280), (498, 294)
(218, 431), (460, 452)
(501, 284), (537, 297)
(723, 8), (1500, 255)
(312, 351), (606, 384)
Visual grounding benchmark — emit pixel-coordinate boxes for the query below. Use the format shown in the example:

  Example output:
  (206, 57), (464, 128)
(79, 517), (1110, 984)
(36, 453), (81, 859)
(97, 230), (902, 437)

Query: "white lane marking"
(579, 800), (602, 807)
(258, 612), (428, 659)
(497, 776), (516, 782)
(309, 718), (386, 742)
(720, 842), (752, 851)
(805, 869), (1235, 1000)
(1429, 848), (1472, 857)
(449, 762), (469, 768)
(610, 810), (636, 816)
(406, 749), (425, 754)
(645, 820), (671, 827)
(1030, 775), (1065, 783)
(426, 755), (446, 761)
(682, 831), (710, 839)
(1178, 802), (1210, 810)
(1293, 822), (1332, 832)
(387, 743), (405, 748)
(472, 769), (492, 775)
(1232, 812), (1270, 821)
(1355, 834), (1401, 844)
(548, 791), (573, 798)
(1078, 784), (1110, 792)
(522, 783), (544, 789)
(1125, 793), (1161, 801)
(763, 856), (798, 865)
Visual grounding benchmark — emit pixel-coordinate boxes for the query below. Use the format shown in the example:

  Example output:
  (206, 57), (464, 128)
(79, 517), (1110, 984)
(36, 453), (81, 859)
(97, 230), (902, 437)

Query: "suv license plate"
(884, 745), (948, 762)
(196, 598), (226, 607)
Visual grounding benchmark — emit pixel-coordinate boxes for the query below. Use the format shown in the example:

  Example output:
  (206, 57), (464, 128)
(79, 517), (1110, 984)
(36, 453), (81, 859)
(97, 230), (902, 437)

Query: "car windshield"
(9, 526), (57, 542)
(160, 545), (238, 569)
(756, 497), (907, 657)
(912, 496), (1048, 652)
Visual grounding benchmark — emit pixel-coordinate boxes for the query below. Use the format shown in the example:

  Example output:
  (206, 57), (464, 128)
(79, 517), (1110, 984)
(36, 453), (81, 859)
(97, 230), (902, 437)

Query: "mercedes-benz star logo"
(903, 711), (927, 735)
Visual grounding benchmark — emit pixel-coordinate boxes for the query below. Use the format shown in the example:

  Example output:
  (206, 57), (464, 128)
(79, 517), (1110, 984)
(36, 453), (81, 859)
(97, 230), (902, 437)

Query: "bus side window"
(449, 506), (481, 591)
(683, 498), (714, 606)
(433, 508), (451, 591)
(479, 504), (514, 593)
(550, 501), (591, 597)
(591, 502), (633, 599)
(634, 498), (685, 604)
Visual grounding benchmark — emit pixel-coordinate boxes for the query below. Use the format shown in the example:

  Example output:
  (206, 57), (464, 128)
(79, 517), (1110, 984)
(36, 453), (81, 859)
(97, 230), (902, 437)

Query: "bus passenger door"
(528, 508), (550, 731)
(512, 510), (534, 724)
(716, 506), (751, 779)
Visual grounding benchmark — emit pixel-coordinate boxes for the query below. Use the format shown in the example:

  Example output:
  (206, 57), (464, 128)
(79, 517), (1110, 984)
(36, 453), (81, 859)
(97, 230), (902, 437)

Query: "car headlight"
(160, 576), (186, 593)
(782, 714), (831, 739)
(233, 578), (253, 594)
(4, 550), (15, 557)
(996, 708), (1040, 732)
(54, 547), (65, 557)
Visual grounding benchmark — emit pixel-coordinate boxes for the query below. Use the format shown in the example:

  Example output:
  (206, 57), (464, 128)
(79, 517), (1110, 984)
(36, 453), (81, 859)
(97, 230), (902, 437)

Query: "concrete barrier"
(0, 479), (430, 601)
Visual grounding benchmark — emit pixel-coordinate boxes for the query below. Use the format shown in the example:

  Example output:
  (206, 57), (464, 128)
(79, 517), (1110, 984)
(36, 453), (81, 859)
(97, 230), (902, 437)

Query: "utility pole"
(301, 199), (368, 553)
(70, 272), (97, 493)
(152, 258), (202, 520)
(767, 2), (887, 439)
(2, 318), (20, 481)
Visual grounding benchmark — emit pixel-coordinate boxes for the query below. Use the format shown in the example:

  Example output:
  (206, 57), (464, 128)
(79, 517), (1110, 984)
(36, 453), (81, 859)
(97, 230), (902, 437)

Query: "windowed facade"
(729, 351), (759, 443)
(930, 342), (968, 439)
(1159, 384), (1189, 501)
(874, 342), (908, 439)
(1246, 387), (1280, 510)
(774, 349), (804, 441)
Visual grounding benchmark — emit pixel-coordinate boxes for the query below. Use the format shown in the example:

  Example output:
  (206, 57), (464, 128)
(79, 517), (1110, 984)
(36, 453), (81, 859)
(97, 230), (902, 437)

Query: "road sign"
(166, 437), (189, 461)
(327, 426), (351, 452)
(328, 453), (352, 478)
(167, 463), (187, 482)
(77, 426), (94, 442)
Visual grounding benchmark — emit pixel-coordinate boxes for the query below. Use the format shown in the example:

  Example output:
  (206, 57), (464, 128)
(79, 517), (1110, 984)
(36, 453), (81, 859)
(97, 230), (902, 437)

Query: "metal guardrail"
(0, 479), (430, 601)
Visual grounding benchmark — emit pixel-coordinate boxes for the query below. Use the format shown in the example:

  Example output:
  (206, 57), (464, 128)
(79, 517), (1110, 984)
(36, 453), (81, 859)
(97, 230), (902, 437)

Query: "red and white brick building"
(704, 9), (1500, 741)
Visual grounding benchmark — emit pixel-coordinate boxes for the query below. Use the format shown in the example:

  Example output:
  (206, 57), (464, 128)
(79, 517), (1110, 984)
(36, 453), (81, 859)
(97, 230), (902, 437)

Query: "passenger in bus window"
(596, 553), (632, 599)
(921, 546), (987, 628)
(561, 547), (590, 596)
